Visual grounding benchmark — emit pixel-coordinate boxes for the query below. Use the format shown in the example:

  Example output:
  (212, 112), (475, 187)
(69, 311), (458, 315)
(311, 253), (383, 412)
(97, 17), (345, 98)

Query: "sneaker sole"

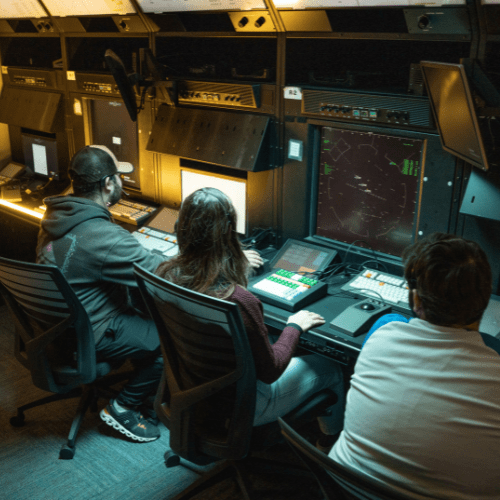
(100, 408), (159, 443)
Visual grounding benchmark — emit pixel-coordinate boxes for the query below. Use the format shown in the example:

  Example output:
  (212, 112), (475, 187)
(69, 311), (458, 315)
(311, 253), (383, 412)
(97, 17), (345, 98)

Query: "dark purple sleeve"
(230, 285), (301, 384)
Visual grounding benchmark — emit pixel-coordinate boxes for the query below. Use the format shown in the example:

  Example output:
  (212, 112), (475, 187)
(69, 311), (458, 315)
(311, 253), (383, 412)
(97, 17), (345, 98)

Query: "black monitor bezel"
(307, 121), (428, 270)
(420, 61), (490, 172)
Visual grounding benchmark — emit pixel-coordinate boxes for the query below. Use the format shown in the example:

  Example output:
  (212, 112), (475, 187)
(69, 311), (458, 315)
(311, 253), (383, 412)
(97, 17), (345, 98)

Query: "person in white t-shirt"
(329, 233), (500, 500)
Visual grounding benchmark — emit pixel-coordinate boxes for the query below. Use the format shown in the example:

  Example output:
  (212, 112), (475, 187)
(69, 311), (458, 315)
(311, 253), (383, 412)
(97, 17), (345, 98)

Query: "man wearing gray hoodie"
(37, 145), (165, 442)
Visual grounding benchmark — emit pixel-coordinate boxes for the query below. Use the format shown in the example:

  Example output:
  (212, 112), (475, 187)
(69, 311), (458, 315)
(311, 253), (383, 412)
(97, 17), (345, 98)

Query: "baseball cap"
(69, 145), (134, 189)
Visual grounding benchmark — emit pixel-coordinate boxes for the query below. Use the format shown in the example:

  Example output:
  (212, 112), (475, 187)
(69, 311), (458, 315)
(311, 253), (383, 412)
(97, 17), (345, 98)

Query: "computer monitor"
(104, 49), (138, 123)
(87, 98), (140, 189)
(21, 133), (60, 180)
(312, 126), (424, 258)
(181, 169), (247, 235)
(420, 61), (490, 171)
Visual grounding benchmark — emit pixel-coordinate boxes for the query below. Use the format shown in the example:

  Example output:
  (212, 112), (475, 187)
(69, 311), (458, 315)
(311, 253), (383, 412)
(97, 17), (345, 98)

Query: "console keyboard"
(109, 199), (156, 225)
(341, 269), (411, 312)
(132, 229), (179, 257)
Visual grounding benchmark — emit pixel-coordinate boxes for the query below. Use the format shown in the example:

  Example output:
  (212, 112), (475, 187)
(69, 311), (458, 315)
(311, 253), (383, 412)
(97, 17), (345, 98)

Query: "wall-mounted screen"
(0, 0), (47, 18)
(40, 0), (135, 16)
(87, 99), (140, 189)
(274, 0), (465, 7)
(421, 61), (490, 171)
(181, 169), (247, 235)
(21, 133), (60, 180)
(313, 127), (424, 258)
(138, 0), (265, 13)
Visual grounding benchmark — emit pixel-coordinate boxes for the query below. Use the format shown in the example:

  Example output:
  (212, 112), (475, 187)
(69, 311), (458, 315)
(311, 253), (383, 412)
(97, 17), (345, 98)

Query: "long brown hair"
(155, 187), (249, 297)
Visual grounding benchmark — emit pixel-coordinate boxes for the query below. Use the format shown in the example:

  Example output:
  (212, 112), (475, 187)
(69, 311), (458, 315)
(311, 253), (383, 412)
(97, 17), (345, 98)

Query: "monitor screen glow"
(21, 133), (59, 180)
(314, 127), (424, 257)
(181, 170), (247, 235)
(32, 144), (49, 176)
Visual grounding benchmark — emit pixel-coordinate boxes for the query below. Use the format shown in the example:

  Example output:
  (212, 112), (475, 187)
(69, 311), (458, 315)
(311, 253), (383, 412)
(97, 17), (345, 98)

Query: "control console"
(178, 81), (260, 108)
(300, 88), (431, 129)
(249, 269), (328, 312)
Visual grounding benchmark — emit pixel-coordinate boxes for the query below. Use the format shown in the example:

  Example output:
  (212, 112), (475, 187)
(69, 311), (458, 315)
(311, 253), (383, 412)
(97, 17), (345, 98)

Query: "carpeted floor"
(0, 305), (323, 500)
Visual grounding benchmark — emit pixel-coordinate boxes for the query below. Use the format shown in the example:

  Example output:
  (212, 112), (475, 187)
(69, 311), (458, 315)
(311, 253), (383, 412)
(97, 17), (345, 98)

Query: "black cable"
(360, 259), (388, 272)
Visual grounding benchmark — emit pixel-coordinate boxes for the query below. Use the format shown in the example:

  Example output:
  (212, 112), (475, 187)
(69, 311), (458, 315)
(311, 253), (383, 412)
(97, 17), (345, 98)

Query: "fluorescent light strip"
(0, 199), (43, 219)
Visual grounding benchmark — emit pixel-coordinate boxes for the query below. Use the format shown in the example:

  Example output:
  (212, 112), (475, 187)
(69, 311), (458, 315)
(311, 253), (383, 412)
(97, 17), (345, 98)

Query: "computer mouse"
(360, 302), (376, 311)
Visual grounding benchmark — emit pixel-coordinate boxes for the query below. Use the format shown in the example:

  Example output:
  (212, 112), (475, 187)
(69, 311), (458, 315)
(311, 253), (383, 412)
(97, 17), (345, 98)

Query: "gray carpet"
(0, 305), (321, 500)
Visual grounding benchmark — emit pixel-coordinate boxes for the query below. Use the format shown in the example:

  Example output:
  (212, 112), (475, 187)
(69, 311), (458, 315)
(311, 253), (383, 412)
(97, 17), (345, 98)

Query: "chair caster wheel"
(10, 415), (25, 427)
(165, 450), (180, 467)
(59, 445), (75, 460)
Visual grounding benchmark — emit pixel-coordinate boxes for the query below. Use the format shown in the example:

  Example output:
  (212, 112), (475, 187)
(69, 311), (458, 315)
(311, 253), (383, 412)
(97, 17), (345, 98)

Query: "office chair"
(134, 264), (338, 500)
(278, 417), (415, 500)
(0, 256), (124, 460)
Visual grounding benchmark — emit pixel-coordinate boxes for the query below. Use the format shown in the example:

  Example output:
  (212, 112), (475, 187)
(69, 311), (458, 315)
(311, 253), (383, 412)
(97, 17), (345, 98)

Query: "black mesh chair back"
(0, 256), (118, 459)
(134, 264), (257, 465)
(0, 256), (97, 392)
(278, 417), (415, 500)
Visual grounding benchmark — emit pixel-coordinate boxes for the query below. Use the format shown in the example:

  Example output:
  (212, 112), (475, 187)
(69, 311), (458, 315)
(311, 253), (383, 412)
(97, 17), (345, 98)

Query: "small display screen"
(147, 207), (179, 234)
(21, 134), (59, 180)
(32, 144), (48, 176)
(315, 127), (424, 257)
(273, 242), (331, 274)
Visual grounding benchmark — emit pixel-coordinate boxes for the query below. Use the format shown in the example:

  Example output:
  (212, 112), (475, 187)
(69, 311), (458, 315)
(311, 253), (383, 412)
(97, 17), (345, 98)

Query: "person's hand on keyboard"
(244, 249), (264, 269)
(287, 310), (325, 332)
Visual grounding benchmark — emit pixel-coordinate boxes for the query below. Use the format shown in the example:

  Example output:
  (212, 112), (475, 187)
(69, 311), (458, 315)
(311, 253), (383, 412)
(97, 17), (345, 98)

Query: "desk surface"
(260, 285), (368, 364)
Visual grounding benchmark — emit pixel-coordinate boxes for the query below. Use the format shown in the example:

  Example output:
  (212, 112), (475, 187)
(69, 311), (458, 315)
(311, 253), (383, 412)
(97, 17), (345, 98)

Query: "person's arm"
(232, 287), (324, 384)
(100, 228), (167, 287)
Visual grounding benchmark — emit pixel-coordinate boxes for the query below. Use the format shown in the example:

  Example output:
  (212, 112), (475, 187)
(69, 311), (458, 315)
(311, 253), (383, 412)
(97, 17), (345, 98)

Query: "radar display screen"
(315, 127), (424, 257)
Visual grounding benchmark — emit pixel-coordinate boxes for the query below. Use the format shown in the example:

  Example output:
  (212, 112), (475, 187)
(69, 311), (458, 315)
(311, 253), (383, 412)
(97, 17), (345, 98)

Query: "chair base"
(10, 373), (127, 459)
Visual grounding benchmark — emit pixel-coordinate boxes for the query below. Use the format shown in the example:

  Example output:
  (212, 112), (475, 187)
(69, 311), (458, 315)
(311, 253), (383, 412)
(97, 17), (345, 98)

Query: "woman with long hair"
(156, 187), (344, 433)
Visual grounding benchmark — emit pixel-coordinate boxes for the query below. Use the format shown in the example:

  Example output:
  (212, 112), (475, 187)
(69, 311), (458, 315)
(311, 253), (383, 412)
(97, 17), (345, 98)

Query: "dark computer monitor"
(21, 133), (60, 180)
(87, 98), (140, 189)
(420, 61), (490, 171)
(104, 49), (138, 123)
(312, 126), (425, 258)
